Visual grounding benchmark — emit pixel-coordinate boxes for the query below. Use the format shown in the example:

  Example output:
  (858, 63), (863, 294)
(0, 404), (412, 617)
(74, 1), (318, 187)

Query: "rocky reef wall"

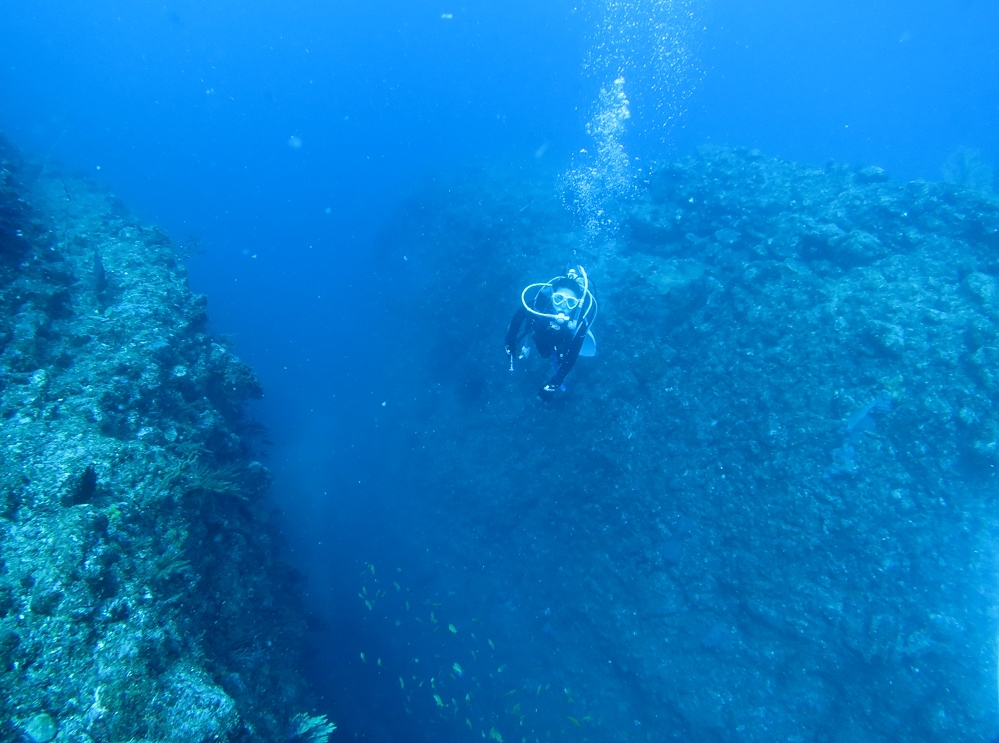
(374, 148), (999, 741)
(0, 137), (325, 743)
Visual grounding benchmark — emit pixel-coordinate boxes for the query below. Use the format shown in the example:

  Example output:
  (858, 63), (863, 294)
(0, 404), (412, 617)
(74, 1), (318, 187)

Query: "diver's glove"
(538, 384), (557, 401)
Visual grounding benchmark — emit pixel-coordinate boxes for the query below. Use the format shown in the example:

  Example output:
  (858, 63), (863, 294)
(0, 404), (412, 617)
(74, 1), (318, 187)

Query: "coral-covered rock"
(374, 147), (999, 742)
(0, 135), (310, 742)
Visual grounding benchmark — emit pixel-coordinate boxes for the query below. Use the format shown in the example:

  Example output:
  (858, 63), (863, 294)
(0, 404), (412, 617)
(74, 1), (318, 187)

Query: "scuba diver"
(504, 265), (598, 401)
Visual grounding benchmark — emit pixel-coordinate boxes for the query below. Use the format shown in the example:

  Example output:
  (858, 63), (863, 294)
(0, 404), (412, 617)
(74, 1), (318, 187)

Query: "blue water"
(3, 1), (998, 740)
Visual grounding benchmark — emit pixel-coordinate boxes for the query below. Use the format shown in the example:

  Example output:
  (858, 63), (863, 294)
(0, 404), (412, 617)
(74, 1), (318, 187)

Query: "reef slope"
(375, 149), (999, 741)
(0, 137), (318, 743)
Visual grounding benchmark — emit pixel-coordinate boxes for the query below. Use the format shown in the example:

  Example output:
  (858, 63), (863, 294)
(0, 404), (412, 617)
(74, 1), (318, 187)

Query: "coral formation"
(372, 146), (999, 741)
(0, 136), (312, 742)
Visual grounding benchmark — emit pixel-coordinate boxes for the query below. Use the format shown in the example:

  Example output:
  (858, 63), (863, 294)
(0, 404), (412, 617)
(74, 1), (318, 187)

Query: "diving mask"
(552, 290), (580, 312)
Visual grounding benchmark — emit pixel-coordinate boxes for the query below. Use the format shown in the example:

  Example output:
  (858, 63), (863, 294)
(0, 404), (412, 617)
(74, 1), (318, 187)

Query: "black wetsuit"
(505, 296), (589, 394)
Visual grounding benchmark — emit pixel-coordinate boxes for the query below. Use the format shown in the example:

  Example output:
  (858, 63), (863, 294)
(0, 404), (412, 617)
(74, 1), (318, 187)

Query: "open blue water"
(3, 1), (999, 741)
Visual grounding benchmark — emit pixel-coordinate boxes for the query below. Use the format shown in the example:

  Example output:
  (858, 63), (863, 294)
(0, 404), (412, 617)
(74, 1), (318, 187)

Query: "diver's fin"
(579, 330), (596, 357)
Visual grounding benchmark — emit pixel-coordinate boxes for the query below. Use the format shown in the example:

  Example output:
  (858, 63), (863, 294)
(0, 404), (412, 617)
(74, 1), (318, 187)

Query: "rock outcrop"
(372, 148), (999, 742)
(0, 137), (321, 743)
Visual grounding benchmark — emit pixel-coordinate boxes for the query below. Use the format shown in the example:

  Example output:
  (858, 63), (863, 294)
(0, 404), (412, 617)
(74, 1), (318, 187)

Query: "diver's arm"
(504, 308), (529, 352)
(548, 320), (587, 387)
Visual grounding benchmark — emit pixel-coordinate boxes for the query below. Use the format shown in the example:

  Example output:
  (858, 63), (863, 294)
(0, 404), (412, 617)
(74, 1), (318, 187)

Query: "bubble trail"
(562, 0), (704, 244)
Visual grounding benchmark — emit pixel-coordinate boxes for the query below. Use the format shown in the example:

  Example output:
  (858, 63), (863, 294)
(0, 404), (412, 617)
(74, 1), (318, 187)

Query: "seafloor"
(0, 136), (330, 743)
(358, 147), (999, 742)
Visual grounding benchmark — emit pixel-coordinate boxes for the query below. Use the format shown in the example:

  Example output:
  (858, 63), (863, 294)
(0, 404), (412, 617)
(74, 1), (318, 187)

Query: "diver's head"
(551, 285), (580, 323)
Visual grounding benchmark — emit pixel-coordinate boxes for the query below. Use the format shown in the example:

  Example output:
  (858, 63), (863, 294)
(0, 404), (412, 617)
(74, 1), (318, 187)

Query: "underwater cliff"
(352, 147), (999, 742)
(0, 136), (327, 743)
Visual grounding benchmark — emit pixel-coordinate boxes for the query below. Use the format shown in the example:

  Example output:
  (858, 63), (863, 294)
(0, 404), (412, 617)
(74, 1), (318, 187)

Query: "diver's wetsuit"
(505, 304), (588, 391)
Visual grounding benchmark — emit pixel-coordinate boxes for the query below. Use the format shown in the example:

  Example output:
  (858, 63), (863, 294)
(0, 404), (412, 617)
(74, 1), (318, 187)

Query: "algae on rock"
(0, 135), (315, 742)
(374, 147), (999, 742)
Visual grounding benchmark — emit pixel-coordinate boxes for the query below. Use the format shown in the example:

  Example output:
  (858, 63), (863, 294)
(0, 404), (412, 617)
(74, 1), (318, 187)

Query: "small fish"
(369, 563), (376, 575)
(472, 618), (484, 625)
(470, 650), (477, 661)
(364, 600), (373, 611)
(430, 611), (438, 624)
(452, 662), (464, 677)
(405, 601), (410, 611)
(512, 703), (521, 716)
(504, 689), (518, 697)
(377, 658), (382, 667)
(396, 567), (402, 573)
(360, 652), (366, 663)
(488, 639), (495, 650)
(466, 718), (473, 730)
(465, 693), (471, 703)
(536, 685), (542, 696)
(362, 586), (368, 596)
(449, 624), (457, 634)
(399, 677), (405, 689)
(489, 727), (503, 743)
(564, 688), (573, 703)
(431, 602), (442, 608)
(434, 694), (443, 708)
(393, 582), (401, 591)
(568, 717), (581, 728)
(582, 715), (593, 723)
